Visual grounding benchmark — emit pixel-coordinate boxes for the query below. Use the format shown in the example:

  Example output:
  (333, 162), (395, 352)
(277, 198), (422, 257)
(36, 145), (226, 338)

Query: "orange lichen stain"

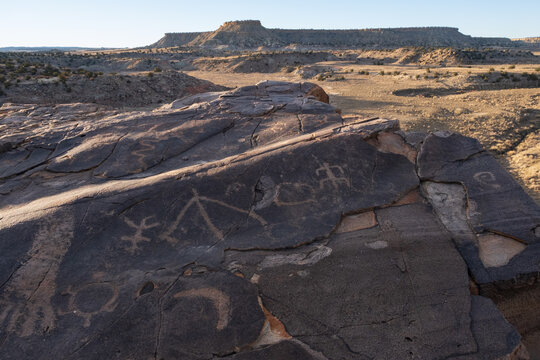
(392, 189), (422, 206)
(258, 298), (291, 340)
(234, 272), (245, 278)
(367, 132), (417, 163)
(336, 211), (377, 233)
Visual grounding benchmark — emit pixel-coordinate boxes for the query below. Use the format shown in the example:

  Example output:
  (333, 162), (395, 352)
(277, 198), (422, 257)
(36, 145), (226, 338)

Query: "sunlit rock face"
(150, 20), (514, 49)
(0, 81), (538, 359)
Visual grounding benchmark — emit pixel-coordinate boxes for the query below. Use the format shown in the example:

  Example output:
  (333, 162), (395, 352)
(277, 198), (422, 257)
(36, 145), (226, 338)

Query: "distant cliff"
(512, 37), (540, 50)
(148, 20), (514, 49)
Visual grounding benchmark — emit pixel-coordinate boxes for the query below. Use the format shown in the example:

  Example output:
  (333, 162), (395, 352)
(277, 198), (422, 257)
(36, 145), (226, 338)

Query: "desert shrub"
(379, 70), (385, 75)
(153, 67), (162, 72)
(535, 67), (540, 72)
(415, 74), (420, 79)
(489, 68), (495, 72)
(426, 68), (431, 73)
(284, 66), (294, 73)
(424, 75), (429, 79)
(509, 65), (515, 69)
(393, 71), (400, 75)
(147, 72), (154, 77)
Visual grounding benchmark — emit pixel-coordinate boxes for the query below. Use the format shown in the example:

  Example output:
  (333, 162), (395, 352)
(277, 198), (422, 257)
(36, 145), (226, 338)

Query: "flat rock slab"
(419, 132), (540, 285)
(226, 203), (523, 359)
(0, 82), (537, 359)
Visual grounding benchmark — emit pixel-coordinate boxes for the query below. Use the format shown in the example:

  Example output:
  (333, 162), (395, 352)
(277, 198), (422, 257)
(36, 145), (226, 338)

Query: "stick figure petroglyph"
(315, 162), (350, 190)
(120, 216), (160, 254)
(0, 214), (74, 337)
(160, 188), (267, 244)
(173, 288), (231, 331)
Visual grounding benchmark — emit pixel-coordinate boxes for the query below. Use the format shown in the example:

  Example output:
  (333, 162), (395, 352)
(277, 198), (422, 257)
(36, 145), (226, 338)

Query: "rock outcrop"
(0, 81), (538, 359)
(149, 20), (514, 49)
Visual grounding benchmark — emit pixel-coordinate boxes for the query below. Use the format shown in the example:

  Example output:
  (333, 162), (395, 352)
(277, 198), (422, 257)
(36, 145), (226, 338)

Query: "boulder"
(0, 82), (537, 359)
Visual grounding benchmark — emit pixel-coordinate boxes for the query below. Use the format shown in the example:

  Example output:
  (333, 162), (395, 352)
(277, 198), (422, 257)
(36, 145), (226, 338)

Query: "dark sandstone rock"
(418, 132), (540, 286)
(0, 82), (537, 359)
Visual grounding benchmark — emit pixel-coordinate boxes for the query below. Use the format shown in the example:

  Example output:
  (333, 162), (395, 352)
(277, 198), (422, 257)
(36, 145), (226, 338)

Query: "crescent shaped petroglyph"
(173, 287), (232, 330)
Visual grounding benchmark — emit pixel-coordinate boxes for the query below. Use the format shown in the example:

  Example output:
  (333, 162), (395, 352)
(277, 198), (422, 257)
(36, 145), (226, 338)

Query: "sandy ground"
(187, 62), (540, 202)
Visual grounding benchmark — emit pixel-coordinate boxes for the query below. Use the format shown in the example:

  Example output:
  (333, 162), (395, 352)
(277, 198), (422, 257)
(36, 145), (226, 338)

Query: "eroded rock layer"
(0, 81), (538, 359)
(150, 20), (513, 49)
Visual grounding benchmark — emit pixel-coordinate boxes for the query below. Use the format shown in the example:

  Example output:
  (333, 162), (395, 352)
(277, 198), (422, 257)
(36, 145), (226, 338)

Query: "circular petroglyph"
(62, 282), (119, 327)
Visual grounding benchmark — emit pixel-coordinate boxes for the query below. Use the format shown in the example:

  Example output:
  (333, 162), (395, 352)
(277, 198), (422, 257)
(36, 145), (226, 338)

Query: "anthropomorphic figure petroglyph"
(0, 214), (73, 337)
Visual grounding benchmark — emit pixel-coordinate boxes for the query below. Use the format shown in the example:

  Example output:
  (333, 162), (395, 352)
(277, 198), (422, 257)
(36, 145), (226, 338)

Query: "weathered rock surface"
(418, 132), (540, 286)
(0, 81), (538, 359)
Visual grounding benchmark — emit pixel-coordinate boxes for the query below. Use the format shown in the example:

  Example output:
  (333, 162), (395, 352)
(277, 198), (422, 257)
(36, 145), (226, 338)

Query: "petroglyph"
(131, 138), (158, 172)
(274, 182), (316, 207)
(120, 216), (160, 254)
(473, 172), (501, 189)
(315, 162), (350, 190)
(174, 288), (231, 330)
(160, 188), (267, 244)
(59, 282), (119, 327)
(0, 213), (74, 337)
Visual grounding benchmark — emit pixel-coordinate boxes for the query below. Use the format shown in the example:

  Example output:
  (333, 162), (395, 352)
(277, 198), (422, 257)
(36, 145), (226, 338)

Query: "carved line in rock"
(120, 216), (160, 254)
(0, 213), (74, 337)
(173, 287), (231, 331)
(274, 161), (352, 207)
(315, 162), (350, 191)
(131, 138), (159, 172)
(160, 188), (267, 245)
(58, 282), (119, 327)
(274, 182), (317, 207)
(473, 171), (501, 190)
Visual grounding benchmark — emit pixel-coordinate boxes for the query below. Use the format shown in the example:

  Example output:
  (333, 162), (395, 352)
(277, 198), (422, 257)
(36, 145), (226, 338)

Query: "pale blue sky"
(1, 0), (539, 47)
